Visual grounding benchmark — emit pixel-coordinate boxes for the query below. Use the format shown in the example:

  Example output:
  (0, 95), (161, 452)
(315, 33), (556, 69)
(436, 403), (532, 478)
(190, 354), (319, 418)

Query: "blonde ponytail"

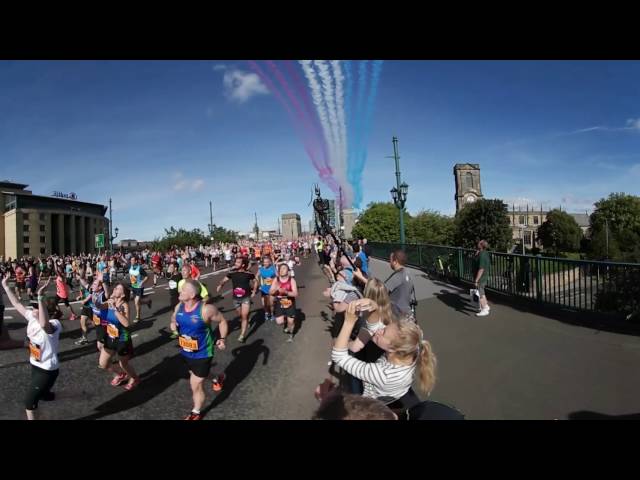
(417, 339), (437, 395)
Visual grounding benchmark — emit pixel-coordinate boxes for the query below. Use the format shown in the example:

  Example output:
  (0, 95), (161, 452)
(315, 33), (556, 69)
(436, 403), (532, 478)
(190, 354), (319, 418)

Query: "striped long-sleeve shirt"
(331, 347), (416, 400)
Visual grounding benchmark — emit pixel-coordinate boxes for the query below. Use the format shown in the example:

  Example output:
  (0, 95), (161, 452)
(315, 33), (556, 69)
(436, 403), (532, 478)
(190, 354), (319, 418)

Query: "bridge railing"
(368, 242), (640, 317)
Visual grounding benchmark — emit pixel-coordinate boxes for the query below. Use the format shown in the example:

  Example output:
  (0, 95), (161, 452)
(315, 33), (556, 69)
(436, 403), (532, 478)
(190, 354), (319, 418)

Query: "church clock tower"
(454, 164), (483, 213)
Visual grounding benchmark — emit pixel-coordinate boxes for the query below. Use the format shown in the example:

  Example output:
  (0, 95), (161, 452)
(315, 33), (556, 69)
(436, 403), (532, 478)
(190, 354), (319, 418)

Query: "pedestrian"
(473, 239), (491, 317)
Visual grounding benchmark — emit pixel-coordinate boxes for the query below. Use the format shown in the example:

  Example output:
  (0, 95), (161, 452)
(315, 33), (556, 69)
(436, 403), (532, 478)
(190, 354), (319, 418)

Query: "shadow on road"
(294, 309), (306, 335)
(77, 352), (189, 420)
(202, 338), (269, 417)
(433, 290), (476, 316)
(246, 309), (266, 341)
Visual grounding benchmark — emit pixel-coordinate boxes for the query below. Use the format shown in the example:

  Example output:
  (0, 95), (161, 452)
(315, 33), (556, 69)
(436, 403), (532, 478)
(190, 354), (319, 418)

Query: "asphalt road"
(0, 257), (334, 420)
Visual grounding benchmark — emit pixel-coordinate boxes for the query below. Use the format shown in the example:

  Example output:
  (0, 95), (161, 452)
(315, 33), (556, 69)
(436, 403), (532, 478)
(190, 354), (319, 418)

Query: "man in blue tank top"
(256, 256), (277, 322)
(171, 279), (228, 420)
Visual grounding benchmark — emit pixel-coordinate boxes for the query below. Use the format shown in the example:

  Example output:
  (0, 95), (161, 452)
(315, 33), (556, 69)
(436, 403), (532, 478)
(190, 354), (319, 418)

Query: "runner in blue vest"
(171, 279), (228, 420)
(256, 256), (277, 322)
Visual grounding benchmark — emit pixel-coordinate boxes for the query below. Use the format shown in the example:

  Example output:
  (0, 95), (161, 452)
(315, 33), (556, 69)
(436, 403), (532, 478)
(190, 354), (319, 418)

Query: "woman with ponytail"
(332, 298), (437, 407)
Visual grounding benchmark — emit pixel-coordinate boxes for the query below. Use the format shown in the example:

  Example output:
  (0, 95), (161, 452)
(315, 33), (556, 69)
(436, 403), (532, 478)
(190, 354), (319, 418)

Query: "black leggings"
(0, 305), (4, 333)
(25, 364), (59, 411)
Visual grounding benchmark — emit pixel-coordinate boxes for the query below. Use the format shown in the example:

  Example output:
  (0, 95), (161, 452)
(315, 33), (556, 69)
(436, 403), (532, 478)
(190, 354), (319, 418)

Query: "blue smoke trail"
(348, 60), (368, 206)
(352, 60), (383, 207)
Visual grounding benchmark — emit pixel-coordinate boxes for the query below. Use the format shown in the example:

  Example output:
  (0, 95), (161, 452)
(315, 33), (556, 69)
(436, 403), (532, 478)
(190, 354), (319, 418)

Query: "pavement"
(369, 257), (640, 419)
(2, 256), (639, 420)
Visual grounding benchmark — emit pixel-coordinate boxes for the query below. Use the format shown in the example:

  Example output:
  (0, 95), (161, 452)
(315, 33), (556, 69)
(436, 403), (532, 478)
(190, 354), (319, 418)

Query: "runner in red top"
(151, 252), (162, 287)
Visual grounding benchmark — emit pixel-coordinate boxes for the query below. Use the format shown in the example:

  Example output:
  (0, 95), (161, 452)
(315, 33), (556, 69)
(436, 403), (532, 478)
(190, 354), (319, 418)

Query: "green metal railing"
(368, 242), (640, 317)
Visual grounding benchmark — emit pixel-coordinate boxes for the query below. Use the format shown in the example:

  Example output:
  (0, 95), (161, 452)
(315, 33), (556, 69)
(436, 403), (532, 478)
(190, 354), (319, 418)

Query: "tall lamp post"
(388, 136), (408, 245)
(108, 198), (119, 254)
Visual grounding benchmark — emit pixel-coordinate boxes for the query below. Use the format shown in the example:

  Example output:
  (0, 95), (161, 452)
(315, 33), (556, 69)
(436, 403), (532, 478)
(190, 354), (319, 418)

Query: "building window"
(40, 214), (45, 221)
(524, 231), (532, 246)
(23, 236), (30, 244)
(24, 247), (30, 255)
(533, 216), (539, 225)
(40, 236), (46, 243)
(40, 247), (46, 254)
(40, 225), (45, 232)
(5, 195), (16, 211)
(23, 224), (29, 232)
(519, 215), (525, 225)
(464, 172), (474, 190)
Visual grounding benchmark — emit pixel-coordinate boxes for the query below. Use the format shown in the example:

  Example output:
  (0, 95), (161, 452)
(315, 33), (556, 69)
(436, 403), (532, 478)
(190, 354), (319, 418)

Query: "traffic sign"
(95, 233), (105, 249)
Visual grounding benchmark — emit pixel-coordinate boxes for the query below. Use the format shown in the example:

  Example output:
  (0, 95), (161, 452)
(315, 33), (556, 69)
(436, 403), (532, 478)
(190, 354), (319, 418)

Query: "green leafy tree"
(152, 226), (237, 252)
(536, 209), (583, 256)
(454, 199), (513, 252)
(589, 193), (640, 262)
(351, 202), (411, 242)
(407, 210), (455, 245)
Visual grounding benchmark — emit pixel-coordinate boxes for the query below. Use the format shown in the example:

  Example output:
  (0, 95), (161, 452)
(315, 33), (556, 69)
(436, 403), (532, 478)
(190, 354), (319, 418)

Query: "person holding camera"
(473, 240), (491, 316)
(331, 299), (437, 411)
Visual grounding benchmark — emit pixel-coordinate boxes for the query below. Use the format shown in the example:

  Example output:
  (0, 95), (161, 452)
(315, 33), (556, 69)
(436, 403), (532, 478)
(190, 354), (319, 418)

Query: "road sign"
(95, 234), (105, 249)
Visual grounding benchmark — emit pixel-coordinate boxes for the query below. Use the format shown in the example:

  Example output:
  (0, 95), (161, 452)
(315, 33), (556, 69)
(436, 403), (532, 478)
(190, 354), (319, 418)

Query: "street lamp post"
(108, 198), (119, 254)
(388, 136), (408, 245)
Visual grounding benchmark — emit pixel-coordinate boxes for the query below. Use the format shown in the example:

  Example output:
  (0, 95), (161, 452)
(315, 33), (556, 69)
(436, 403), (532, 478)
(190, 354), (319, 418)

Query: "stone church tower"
(454, 164), (483, 213)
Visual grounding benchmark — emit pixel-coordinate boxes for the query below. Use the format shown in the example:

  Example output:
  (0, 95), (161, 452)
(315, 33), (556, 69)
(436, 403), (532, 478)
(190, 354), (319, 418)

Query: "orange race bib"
(178, 335), (199, 352)
(264, 278), (273, 286)
(280, 298), (293, 309)
(130, 275), (137, 285)
(106, 323), (119, 339)
(93, 314), (101, 326)
(29, 342), (42, 362)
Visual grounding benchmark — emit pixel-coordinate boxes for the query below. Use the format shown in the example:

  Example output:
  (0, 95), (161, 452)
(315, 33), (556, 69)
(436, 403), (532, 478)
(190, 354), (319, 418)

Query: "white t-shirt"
(286, 259), (296, 278)
(224, 249), (232, 261)
(26, 310), (61, 371)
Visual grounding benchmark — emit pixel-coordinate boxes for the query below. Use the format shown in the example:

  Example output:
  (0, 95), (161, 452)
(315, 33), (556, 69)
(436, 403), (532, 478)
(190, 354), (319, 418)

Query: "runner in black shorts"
(269, 263), (299, 342)
(216, 256), (257, 343)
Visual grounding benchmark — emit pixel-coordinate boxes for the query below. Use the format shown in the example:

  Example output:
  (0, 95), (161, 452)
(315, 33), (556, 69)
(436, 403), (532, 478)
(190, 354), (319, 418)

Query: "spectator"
(331, 299), (437, 410)
(313, 389), (397, 420)
(473, 240), (491, 317)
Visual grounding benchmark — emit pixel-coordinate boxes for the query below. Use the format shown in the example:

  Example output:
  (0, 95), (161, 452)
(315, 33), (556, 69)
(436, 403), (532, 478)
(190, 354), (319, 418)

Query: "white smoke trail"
(330, 60), (351, 206)
(316, 60), (352, 206)
(299, 60), (338, 181)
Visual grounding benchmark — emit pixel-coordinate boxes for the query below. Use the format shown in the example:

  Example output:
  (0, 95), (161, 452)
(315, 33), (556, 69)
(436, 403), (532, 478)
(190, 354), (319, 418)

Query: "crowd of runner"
(0, 234), (463, 420)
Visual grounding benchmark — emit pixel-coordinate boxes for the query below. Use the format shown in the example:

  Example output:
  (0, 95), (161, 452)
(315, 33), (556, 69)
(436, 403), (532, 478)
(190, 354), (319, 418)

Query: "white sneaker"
(476, 308), (490, 317)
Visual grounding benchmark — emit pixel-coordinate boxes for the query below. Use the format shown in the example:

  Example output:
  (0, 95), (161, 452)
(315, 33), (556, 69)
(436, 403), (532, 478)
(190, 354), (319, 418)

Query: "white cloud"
(193, 179), (205, 190)
(222, 68), (269, 104)
(173, 180), (188, 191)
(626, 118), (640, 130)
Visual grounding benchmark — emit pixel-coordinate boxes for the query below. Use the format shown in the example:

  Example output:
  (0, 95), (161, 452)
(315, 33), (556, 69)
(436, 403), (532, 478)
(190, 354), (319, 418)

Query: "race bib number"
(106, 323), (119, 339)
(280, 298), (293, 309)
(130, 275), (137, 286)
(233, 287), (246, 298)
(264, 278), (273, 286)
(93, 314), (101, 326)
(169, 280), (177, 289)
(29, 342), (42, 362)
(179, 335), (199, 352)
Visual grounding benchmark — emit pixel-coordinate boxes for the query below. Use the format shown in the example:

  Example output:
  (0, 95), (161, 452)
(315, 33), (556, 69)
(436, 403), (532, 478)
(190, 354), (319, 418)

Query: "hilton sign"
(52, 191), (78, 200)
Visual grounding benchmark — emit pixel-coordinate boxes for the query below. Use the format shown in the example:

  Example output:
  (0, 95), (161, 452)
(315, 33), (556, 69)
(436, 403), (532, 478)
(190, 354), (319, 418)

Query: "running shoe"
(238, 334), (246, 343)
(74, 336), (89, 346)
(286, 334), (294, 343)
(184, 412), (203, 421)
(170, 330), (179, 339)
(134, 317), (141, 324)
(124, 378), (141, 391)
(212, 373), (225, 392)
(110, 372), (128, 387)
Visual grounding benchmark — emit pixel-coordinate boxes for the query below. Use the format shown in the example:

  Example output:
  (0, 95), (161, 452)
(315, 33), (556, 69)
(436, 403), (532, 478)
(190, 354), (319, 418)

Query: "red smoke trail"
(247, 61), (338, 193)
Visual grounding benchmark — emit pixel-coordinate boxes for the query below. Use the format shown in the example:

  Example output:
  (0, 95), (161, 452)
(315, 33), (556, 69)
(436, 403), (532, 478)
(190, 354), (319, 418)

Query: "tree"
(151, 225), (237, 252)
(536, 209), (583, 256)
(589, 193), (640, 262)
(351, 202), (411, 242)
(454, 199), (513, 252)
(407, 210), (455, 245)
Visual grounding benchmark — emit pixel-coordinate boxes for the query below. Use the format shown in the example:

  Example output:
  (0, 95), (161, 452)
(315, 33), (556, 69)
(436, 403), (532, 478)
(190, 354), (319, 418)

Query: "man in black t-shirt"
(217, 256), (257, 343)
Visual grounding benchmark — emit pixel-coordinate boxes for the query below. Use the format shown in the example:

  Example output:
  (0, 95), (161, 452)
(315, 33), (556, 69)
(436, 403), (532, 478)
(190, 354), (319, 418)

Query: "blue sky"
(1, 60), (639, 240)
